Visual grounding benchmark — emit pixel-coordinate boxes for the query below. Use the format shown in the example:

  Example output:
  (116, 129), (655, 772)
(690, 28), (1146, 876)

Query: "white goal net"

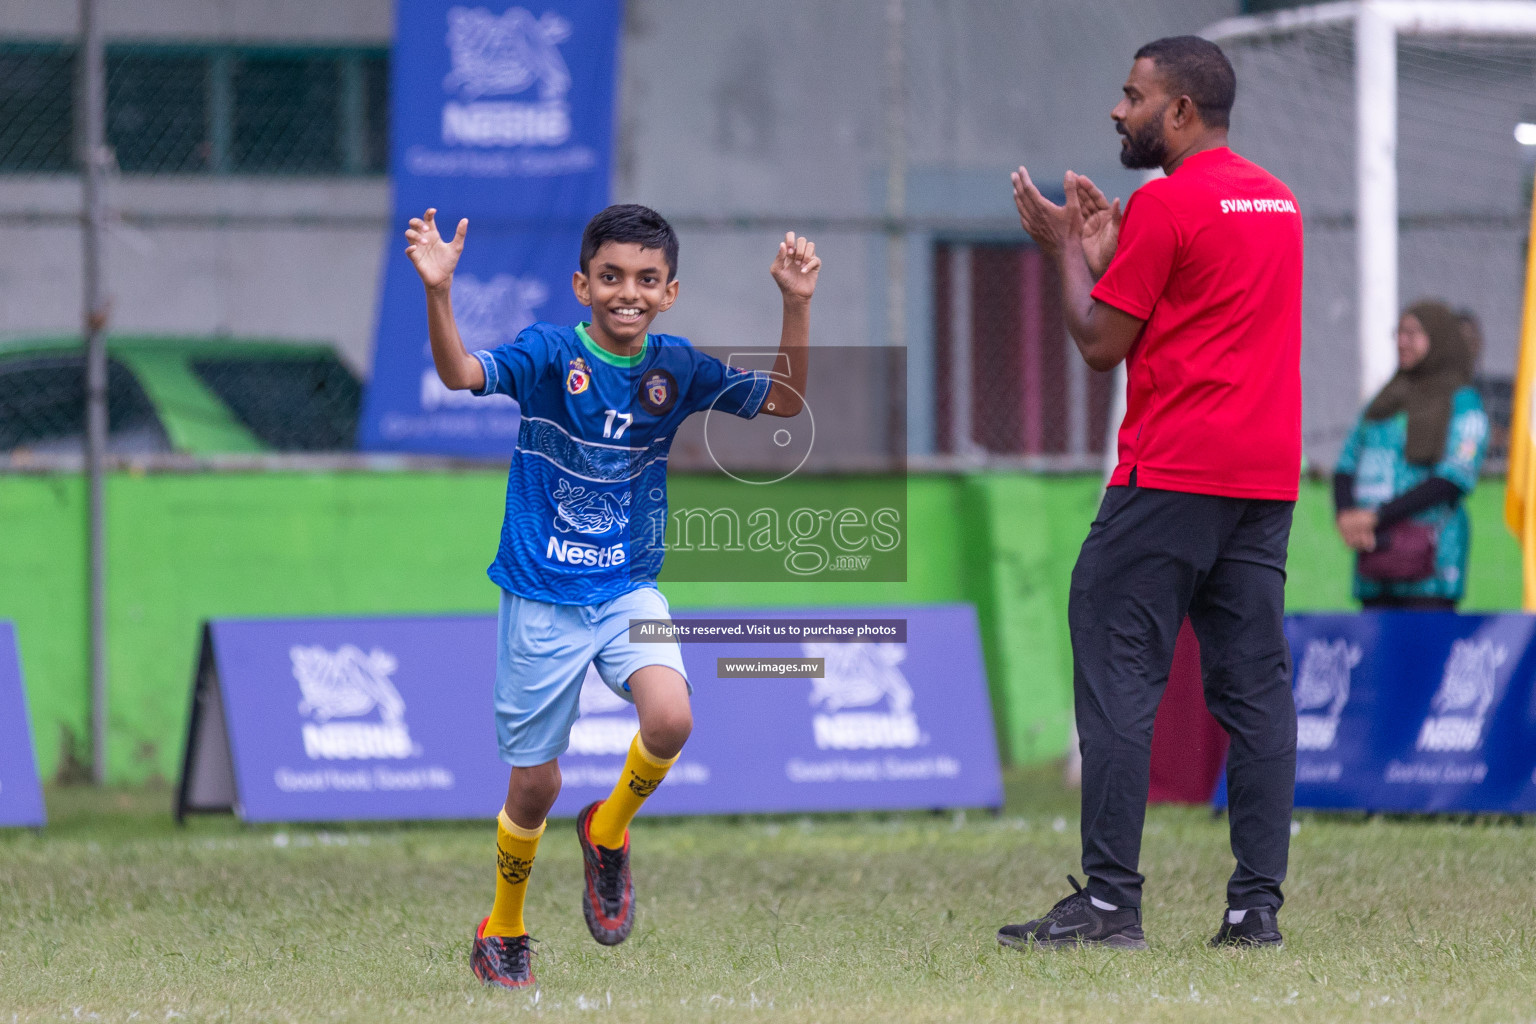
(1208, 2), (1536, 470)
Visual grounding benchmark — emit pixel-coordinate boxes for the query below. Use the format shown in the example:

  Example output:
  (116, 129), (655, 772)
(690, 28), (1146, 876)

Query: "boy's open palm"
(770, 232), (821, 300)
(405, 208), (468, 290)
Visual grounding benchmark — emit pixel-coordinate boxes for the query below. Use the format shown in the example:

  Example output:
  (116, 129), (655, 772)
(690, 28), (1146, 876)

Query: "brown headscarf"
(1363, 300), (1475, 465)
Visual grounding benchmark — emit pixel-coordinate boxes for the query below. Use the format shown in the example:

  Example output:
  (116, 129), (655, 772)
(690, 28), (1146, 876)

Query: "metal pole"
(948, 245), (974, 456)
(79, 0), (110, 786)
(884, 0), (906, 457)
(1356, 1), (1399, 401)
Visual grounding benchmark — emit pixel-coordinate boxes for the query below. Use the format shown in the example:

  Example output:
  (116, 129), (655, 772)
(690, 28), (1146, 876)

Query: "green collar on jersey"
(576, 322), (648, 367)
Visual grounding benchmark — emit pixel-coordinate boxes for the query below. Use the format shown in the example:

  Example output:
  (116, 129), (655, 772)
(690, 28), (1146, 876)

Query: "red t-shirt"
(1091, 146), (1303, 501)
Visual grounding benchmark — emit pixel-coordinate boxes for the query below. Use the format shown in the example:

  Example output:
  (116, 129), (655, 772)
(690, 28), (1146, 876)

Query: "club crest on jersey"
(639, 368), (677, 414)
(565, 356), (592, 395)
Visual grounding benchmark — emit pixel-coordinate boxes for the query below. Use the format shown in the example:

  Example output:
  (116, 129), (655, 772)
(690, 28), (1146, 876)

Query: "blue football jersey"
(473, 322), (771, 604)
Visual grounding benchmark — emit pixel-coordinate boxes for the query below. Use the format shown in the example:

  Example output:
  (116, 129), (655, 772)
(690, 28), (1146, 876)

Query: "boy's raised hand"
(770, 231), (821, 301)
(405, 208), (468, 290)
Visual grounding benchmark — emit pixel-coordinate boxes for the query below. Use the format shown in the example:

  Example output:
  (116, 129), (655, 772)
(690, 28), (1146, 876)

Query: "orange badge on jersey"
(566, 356), (592, 395)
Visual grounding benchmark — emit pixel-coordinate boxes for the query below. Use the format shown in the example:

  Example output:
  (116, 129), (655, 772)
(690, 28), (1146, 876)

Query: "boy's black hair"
(580, 204), (680, 280)
(1134, 36), (1236, 129)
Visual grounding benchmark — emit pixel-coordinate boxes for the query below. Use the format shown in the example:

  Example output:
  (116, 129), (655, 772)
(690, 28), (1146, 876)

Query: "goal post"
(1203, 0), (1536, 466)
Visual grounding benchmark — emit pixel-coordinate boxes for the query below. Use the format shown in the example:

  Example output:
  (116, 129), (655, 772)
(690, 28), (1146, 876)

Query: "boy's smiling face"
(572, 241), (679, 352)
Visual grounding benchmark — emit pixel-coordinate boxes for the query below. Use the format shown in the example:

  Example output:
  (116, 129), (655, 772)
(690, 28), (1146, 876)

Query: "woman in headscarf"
(1334, 300), (1489, 609)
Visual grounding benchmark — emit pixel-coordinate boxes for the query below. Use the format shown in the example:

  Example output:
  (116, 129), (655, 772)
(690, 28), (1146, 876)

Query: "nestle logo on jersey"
(1220, 198), (1298, 214)
(546, 536), (626, 567)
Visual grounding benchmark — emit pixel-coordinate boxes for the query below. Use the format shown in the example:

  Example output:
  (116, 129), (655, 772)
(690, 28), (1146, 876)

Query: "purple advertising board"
(1212, 612), (1536, 814)
(0, 622), (45, 827)
(177, 605), (1002, 822)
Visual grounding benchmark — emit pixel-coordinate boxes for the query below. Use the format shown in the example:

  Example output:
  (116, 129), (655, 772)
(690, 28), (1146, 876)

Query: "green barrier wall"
(0, 471), (1520, 783)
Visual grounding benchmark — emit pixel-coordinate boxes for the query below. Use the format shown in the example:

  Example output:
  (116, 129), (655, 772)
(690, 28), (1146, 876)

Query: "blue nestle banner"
(360, 0), (621, 454)
(1213, 613), (1536, 813)
(0, 622), (45, 828)
(179, 605), (1002, 822)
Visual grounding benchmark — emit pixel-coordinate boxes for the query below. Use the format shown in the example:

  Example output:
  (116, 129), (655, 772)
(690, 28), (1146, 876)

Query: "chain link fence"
(1, 41), (382, 460)
(0, 42), (387, 175)
(932, 240), (1115, 469)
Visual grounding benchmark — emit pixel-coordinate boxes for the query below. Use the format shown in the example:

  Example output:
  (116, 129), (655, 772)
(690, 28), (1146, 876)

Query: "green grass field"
(2, 770), (1533, 1024)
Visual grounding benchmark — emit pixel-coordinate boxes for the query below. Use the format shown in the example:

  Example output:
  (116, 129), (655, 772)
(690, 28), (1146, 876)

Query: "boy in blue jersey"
(403, 203), (820, 989)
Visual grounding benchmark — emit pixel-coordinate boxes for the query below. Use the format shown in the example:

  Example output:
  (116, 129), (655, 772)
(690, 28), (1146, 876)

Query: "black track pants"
(1069, 483), (1297, 911)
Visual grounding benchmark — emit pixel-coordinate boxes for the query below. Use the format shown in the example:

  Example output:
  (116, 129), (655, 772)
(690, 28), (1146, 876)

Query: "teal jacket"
(1336, 386), (1489, 602)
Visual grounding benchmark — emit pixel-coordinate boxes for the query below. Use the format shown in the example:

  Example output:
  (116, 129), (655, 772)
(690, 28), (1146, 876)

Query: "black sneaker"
(1210, 906), (1283, 948)
(997, 875), (1147, 950)
(576, 801), (635, 945)
(470, 916), (536, 989)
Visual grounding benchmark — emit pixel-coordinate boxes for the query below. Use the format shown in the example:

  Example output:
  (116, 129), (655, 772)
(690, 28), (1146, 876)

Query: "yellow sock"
(588, 735), (677, 848)
(484, 810), (544, 937)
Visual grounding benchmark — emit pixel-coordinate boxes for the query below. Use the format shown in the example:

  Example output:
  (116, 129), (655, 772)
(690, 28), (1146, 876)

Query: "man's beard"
(1117, 111), (1169, 169)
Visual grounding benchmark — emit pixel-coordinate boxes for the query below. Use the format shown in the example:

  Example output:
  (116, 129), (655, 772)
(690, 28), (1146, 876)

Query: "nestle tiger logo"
(806, 642), (922, 750)
(1293, 639), (1360, 752)
(292, 645), (419, 760)
(443, 7), (572, 100)
(1415, 639), (1508, 752)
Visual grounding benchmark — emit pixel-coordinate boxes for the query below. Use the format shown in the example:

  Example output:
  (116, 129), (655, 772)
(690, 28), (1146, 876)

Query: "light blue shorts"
(494, 586), (689, 767)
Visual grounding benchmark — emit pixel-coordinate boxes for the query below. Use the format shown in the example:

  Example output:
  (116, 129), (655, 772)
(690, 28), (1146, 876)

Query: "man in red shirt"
(998, 36), (1303, 950)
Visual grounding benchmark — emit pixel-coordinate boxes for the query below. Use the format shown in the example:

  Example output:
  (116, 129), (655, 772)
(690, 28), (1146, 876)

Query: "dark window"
(233, 54), (342, 174)
(107, 51), (209, 173)
(191, 354), (362, 451)
(0, 46), (74, 172)
(933, 240), (1113, 460)
(364, 53), (390, 173)
(0, 355), (170, 454)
